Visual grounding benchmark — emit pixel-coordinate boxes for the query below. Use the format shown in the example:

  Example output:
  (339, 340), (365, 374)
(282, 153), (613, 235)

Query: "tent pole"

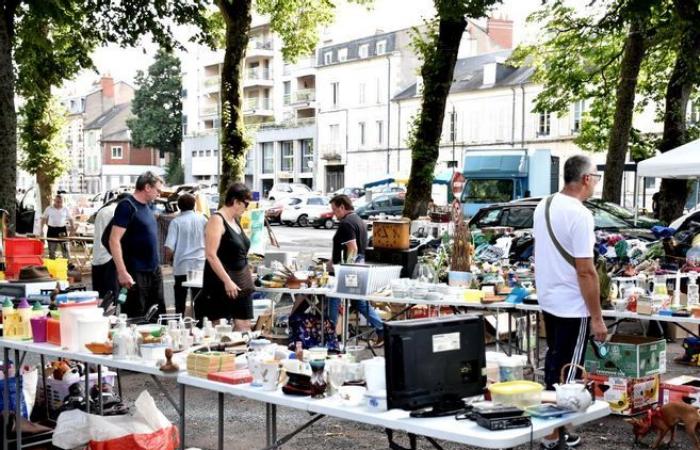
(634, 176), (639, 226)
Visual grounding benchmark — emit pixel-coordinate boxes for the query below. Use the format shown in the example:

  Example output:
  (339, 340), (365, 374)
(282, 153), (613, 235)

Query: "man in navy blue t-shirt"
(109, 171), (166, 318)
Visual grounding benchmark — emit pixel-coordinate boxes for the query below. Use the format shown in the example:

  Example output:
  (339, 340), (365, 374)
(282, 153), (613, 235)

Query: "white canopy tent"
(634, 138), (700, 224)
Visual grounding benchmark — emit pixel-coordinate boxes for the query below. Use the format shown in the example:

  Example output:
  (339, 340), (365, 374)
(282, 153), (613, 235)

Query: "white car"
(267, 183), (312, 202)
(280, 195), (331, 227)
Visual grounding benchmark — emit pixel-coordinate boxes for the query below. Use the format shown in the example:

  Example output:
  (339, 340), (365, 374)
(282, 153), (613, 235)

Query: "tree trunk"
(602, 19), (646, 204)
(0, 3), (18, 229)
(35, 171), (52, 215)
(403, 14), (466, 219)
(216, 0), (252, 203)
(657, 0), (700, 224)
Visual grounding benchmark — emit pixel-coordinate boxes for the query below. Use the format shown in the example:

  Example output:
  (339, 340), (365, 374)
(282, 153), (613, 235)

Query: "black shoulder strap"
(544, 194), (576, 268)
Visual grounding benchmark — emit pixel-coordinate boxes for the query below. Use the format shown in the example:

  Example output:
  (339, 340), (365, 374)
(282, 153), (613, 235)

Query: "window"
(538, 111), (551, 136)
(300, 139), (313, 172)
(376, 40), (386, 55)
(690, 100), (700, 124)
(331, 82), (340, 107)
(111, 146), (123, 159)
(283, 81), (291, 105)
(307, 197), (327, 206)
(358, 82), (366, 104)
(449, 110), (457, 142)
(199, 150), (204, 157)
(359, 44), (369, 59)
(644, 178), (656, 189)
(573, 100), (584, 132)
(329, 124), (340, 146)
(373, 196), (390, 209)
(390, 196), (404, 207)
(182, 115), (188, 136)
(501, 208), (534, 228)
(214, 150), (219, 157)
(376, 120), (383, 144)
(206, 149), (212, 157)
(324, 52), (332, 65)
(376, 78), (382, 103)
(461, 179), (514, 204)
(338, 48), (348, 62)
(474, 209), (503, 228)
(262, 142), (274, 173)
(281, 141), (293, 172)
(359, 122), (366, 146)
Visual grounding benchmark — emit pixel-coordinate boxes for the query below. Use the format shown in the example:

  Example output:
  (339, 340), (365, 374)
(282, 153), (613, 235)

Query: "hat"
(11, 265), (55, 283)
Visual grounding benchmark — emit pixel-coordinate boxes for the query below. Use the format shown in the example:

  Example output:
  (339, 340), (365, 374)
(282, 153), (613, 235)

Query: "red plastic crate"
(5, 256), (44, 279)
(4, 238), (44, 257)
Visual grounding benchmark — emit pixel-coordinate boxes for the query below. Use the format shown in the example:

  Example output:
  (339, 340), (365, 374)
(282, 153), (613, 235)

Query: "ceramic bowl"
(338, 385), (366, 406)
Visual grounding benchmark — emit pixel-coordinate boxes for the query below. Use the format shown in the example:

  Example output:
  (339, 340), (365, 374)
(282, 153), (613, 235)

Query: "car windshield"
(462, 179), (514, 204)
(590, 199), (634, 220)
(591, 207), (632, 229)
(292, 184), (311, 191)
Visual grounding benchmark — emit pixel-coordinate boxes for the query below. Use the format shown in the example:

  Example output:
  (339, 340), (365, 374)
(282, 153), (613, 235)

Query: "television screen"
(385, 314), (486, 416)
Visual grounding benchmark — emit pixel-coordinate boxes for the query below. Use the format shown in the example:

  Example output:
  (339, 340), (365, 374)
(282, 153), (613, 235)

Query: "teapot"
(554, 364), (593, 412)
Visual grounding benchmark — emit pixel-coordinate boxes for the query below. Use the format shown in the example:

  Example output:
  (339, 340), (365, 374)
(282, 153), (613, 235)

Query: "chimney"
(486, 16), (513, 49)
(100, 75), (114, 98)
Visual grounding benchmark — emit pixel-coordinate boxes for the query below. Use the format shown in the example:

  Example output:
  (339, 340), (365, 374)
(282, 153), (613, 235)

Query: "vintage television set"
(384, 314), (486, 417)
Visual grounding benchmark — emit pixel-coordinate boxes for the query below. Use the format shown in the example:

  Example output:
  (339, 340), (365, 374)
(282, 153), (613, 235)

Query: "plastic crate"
(5, 256), (44, 279)
(4, 238), (44, 257)
(45, 370), (116, 411)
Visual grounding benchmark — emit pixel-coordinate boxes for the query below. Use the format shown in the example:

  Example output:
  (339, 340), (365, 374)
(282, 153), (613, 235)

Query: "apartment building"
(181, 19), (317, 196)
(315, 18), (512, 192)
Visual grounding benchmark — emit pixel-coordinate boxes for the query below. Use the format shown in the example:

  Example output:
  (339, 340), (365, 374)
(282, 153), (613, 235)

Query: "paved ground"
(44, 226), (700, 449)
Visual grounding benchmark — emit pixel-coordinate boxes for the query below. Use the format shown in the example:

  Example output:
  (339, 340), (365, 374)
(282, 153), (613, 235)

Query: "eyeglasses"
(586, 173), (602, 180)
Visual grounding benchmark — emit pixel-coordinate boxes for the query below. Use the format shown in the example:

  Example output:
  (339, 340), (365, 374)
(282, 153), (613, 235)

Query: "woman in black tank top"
(198, 183), (254, 330)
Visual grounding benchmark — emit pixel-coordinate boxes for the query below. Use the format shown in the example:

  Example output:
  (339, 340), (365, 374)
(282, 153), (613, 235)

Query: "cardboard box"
(589, 373), (659, 416)
(584, 335), (667, 378)
(659, 375), (700, 408)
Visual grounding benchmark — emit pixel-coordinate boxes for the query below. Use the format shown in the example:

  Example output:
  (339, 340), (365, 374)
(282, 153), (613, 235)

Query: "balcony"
(320, 143), (342, 161)
(282, 56), (316, 76)
(200, 105), (219, 117)
(247, 39), (274, 58)
(258, 116), (316, 130)
(243, 97), (273, 117)
(291, 89), (316, 107)
(201, 75), (220, 92)
(243, 67), (274, 88)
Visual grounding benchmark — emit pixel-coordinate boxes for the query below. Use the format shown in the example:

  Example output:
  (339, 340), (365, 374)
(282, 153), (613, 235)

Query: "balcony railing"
(282, 56), (315, 75)
(320, 143), (342, 160)
(200, 105), (218, 116)
(258, 116), (316, 130)
(293, 89), (316, 103)
(202, 76), (220, 88)
(248, 39), (273, 50)
(246, 67), (272, 80)
(244, 97), (271, 111)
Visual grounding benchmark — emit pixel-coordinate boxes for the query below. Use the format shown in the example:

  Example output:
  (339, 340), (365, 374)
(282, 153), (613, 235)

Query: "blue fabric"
(327, 297), (384, 336)
(113, 195), (159, 272)
(651, 225), (676, 239)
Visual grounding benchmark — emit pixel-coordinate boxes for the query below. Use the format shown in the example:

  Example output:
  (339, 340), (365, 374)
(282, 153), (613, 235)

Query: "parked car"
(470, 198), (655, 240)
(354, 193), (405, 220)
(265, 197), (297, 224)
(331, 187), (365, 199)
(267, 183), (312, 201)
(281, 195), (330, 227)
(309, 210), (338, 229)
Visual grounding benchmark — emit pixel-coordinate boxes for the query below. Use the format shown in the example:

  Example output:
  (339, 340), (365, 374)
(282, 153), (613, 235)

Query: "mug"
(261, 361), (281, 391)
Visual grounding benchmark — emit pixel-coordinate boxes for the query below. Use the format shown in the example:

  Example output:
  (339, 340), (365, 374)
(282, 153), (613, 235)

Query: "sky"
(58, 0), (591, 95)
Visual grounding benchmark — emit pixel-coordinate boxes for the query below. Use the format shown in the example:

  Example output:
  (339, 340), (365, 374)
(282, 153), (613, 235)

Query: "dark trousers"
(543, 311), (590, 390)
(91, 259), (119, 302)
(125, 266), (166, 320)
(173, 274), (200, 317)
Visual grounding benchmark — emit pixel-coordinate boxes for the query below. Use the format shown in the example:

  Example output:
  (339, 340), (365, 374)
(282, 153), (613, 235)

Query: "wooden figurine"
(625, 402), (700, 449)
(159, 348), (180, 373)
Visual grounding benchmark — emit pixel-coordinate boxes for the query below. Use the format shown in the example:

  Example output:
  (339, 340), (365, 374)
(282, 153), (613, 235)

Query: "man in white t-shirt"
(533, 155), (607, 450)
(42, 195), (75, 259)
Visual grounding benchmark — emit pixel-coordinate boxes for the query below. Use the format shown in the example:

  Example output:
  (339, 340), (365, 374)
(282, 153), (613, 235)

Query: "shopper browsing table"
(92, 193), (129, 301)
(327, 194), (384, 345)
(533, 155), (608, 450)
(198, 183), (254, 331)
(165, 193), (207, 316)
(42, 194), (75, 259)
(109, 171), (167, 319)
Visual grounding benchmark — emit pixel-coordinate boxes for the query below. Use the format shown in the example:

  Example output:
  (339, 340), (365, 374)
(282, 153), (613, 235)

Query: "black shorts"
(194, 291), (253, 323)
(542, 311), (590, 390)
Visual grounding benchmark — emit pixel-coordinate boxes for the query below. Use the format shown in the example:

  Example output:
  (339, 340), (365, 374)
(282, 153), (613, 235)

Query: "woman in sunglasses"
(198, 182), (254, 330)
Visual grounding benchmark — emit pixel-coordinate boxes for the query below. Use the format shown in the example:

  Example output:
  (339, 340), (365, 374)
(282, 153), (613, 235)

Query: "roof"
(101, 129), (130, 141)
(394, 50), (534, 100)
(84, 103), (130, 130)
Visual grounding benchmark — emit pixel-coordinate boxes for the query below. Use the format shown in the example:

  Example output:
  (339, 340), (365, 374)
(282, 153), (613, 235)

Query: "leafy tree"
(18, 97), (68, 210)
(0, 0), (212, 227)
(212, 0), (368, 201)
(403, 0), (502, 219)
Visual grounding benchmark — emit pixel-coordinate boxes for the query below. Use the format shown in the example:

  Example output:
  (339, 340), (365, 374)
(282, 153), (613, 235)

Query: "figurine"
(625, 402), (700, 449)
(159, 348), (180, 373)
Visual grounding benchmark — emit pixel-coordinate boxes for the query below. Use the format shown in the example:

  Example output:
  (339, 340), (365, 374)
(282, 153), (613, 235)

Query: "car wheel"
(323, 218), (334, 229)
(269, 197), (275, 201)
(297, 214), (309, 227)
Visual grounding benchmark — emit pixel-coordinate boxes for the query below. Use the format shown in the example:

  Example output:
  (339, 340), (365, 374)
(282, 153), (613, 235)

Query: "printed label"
(345, 274), (358, 288)
(432, 332), (460, 353)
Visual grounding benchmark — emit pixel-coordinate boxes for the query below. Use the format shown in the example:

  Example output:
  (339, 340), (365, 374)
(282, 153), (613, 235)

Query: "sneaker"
(564, 432), (581, 447)
(540, 441), (572, 450)
(370, 335), (384, 347)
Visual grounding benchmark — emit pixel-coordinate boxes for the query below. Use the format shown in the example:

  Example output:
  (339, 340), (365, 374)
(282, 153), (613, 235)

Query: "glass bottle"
(310, 359), (327, 398)
(688, 273), (700, 307)
(412, 257), (436, 284)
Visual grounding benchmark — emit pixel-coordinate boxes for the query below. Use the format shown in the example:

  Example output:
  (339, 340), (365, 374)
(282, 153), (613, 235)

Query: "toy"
(625, 402), (700, 449)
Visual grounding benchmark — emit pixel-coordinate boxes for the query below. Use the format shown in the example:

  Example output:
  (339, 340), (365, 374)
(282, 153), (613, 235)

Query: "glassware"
(689, 273), (700, 307)
(412, 257), (437, 284)
(310, 359), (327, 398)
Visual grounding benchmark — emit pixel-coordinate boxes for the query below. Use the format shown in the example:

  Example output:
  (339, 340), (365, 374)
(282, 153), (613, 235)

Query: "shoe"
(540, 443), (572, 449)
(370, 336), (384, 347)
(564, 432), (581, 447)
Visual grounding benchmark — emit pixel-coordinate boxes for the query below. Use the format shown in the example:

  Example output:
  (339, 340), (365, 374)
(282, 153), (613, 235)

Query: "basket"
(45, 371), (116, 411)
(4, 238), (44, 257)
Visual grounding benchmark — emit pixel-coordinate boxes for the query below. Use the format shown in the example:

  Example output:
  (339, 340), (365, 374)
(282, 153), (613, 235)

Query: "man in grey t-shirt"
(165, 193), (207, 316)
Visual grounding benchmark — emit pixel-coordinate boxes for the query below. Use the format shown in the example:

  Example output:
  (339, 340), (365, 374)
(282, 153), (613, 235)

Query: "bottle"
(688, 273), (700, 307)
(129, 324), (142, 358)
(31, 301), (44, 317)
(116, 288), (128, 316)
(112, 320), (130, 360)
(16, 298), (32, 340)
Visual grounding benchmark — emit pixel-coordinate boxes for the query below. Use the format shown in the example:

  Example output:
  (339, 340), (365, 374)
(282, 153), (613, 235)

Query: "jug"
(648, 273), (668, 297)
(616, 278), (637, 299)
(554, 363), (593, 412)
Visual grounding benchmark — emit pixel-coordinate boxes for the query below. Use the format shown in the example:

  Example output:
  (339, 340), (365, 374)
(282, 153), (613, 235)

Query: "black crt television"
(384, 314), (486, 417)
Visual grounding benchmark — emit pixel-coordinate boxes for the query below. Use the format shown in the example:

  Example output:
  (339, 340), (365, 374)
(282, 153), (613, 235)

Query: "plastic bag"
(53, 390), (178, 450)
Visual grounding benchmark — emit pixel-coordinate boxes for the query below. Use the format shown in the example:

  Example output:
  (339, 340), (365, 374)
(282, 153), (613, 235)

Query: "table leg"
(218, 392), (224, 450)
(97, 364), (103, 415)
(266, 402), (278, 448)
(536, 311), (541, 369)
(3, 347), (9, 450)
(525, 312), (532, 367)
(40, 355), (48, 417)
(14, 350), (21, 450)
(495, 309), (500, 352)
(85, 362), (90, 414)
(507, 309), (513, 354)
(179, 384), (186, 450)
(342, 298), (349, 352)
(320, 295), (325, 346)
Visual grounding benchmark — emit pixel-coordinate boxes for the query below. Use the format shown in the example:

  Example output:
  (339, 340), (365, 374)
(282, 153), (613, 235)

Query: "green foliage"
(127, 50), (183, 155)
(165, 155), (185, 185)
(18, 96), (68, 182)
